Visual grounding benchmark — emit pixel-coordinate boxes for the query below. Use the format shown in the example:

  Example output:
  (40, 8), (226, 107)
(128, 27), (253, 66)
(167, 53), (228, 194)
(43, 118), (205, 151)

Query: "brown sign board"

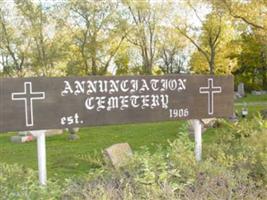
(0, 75), (234, 132)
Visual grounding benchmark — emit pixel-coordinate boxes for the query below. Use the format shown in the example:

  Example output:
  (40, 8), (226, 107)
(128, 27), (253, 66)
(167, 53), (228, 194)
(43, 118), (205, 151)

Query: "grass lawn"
(234, 93), (266, 119)
(0, 121), (184, 178)
(235, 94), (267, 103)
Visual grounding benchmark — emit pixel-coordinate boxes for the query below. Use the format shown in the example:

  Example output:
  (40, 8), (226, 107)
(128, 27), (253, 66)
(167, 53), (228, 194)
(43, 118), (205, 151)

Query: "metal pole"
(193, 119), (202, 161)
(33, 130), (47, 185)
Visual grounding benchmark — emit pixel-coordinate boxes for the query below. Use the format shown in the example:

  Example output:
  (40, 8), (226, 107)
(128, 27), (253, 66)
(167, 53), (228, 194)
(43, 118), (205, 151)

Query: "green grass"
(235, 105), (266, 116)
(0, 121), (184, 178)
(235, 94), (267, 103)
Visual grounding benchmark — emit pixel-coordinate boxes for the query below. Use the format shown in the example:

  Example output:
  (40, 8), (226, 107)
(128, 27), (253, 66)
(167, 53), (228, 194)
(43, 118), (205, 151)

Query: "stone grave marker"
(104, 143), (133, 168)
(237, 82), (245, 97)
(251, 90), (267, 95)
(68, 127), (80, 140)
(11, 132), (34, 143)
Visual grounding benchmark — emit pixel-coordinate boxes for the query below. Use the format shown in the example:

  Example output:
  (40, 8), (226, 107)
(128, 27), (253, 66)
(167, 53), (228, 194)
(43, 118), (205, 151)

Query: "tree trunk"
(262, 65), (267, 90)
(91, 55), (97, 75)
(91, 36), (97, 76)
(209, 49), (215, 75)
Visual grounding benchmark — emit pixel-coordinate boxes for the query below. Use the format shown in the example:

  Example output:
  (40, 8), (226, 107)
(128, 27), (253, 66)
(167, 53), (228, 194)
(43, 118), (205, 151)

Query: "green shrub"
(1, 115), (266, 199)
(62, 116), (267, 199)
(0, 162), (63, 200)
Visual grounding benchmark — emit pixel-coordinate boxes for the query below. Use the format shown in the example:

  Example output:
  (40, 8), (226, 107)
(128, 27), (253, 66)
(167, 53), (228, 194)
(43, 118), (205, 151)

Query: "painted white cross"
(199, 78), (222, 115)
(11, 82), (45, 127)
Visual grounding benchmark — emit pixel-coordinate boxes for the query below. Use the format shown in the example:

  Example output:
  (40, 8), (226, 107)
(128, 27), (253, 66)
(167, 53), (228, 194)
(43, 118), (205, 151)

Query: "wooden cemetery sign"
(0, 75), (234, 133)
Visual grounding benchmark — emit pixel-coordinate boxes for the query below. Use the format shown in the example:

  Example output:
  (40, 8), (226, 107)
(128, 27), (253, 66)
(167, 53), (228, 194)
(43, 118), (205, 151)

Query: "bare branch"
(176, 26), (210, 63)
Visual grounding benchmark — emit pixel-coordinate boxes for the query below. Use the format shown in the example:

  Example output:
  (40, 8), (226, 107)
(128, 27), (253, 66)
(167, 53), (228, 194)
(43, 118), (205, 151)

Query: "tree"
(234, 33), (267, 90)
(189, 11), (239, 75)
(64, 0), (127, 76)
(176, 2), (225, 75)
(157, 27), (188, 74)
(114, 42), (130, 75)
(218, 0), (267, 31)
(0, 1), (30, 77)
(123, 0), (165, 75)
(15, 0), (66, 77)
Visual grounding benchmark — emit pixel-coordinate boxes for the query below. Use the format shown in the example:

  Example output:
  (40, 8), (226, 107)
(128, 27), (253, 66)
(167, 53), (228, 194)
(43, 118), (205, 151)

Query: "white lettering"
(168, 80), (177, 91)
(119, 96), (129, 110)
(85, 97), (95, 110)
(150, 79), (159, 91)
(139, 79), (150, 93)
(109, 80), (119, 94)
(161, 94), (169, 109)
(86, 81), (97, 95)
(141, 95), (150, 109)
(151, 95), (160, 109)
(129, 80), (138, 93)
(74, 81), (85, 96)
(61, 81), (73, 96)
(120, 80), (129, 92)
(97, 80), (108, 93)
(130, 95), (140, 108)
(160, 79), (168, 92)
(178, 79), (186, 91)
(96, 96), (106, 111)
(107, 96), (119, 111)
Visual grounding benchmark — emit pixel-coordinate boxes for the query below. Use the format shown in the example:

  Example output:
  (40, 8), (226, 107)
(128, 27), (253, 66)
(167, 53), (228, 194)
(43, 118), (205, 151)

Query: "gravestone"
(237, 82), (245, 97)
(104, 143), (133, 168)
(11, 129), (63, 143)
(44, 129), (63, 137)
(251, 90), (267, 95)
(201, 118), (218, 128)
(234, 92), (242, 99)
(68, 127), (80, 140)
(241, 103), (248, 118)
(11, 133), (34, 143)
(29, 129), (63, 138)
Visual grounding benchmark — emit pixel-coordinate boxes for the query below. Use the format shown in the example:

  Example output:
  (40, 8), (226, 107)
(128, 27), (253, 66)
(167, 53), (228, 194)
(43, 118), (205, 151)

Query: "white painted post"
(32, 130), (47, 185)
(193, 119), (202, 161)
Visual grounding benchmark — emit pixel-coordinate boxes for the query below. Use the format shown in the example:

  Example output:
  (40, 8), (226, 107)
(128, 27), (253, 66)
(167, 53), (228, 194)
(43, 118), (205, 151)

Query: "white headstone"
(237, 83), (245, 97)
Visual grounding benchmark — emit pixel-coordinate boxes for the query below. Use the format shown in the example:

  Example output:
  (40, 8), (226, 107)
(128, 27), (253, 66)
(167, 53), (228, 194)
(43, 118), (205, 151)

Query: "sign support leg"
(34, 130), (47, 185)
(193, 119), (202, 161)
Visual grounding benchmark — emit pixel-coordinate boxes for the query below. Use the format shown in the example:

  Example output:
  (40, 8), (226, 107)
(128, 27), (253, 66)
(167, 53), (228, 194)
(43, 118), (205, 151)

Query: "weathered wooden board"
(0, 75), (234, 132)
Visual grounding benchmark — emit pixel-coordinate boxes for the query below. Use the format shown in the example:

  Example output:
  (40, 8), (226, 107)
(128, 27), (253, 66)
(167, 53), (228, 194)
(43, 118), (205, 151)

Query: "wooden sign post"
(0, 75), (234, 185)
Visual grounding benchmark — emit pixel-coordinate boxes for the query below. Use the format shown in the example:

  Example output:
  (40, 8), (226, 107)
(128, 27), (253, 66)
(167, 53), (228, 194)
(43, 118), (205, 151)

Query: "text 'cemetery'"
(0, 75), (234, 132)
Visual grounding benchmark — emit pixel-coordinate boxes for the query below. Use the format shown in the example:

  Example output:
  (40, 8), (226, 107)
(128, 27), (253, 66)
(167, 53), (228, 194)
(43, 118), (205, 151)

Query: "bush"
(62, 116), (267, 199)
(1, 115), (266, 199)
(0, 163), (63, 200)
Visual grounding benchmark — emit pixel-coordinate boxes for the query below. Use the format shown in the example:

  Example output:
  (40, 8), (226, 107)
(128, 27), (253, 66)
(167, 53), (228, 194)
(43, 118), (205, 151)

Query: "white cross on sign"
(11, 82), (45, 127)
(199, 78), (222, 115)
